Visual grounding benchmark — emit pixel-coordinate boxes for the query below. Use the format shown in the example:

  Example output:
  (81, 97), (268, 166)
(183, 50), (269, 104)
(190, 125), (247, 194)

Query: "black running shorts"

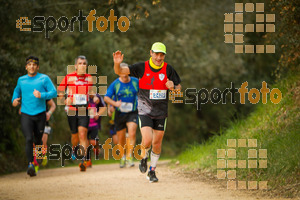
(138, 115), (167, 131)
(87, 129), (98, 140)
(67, 115), (90, 134)
(114, 110), (138, 132)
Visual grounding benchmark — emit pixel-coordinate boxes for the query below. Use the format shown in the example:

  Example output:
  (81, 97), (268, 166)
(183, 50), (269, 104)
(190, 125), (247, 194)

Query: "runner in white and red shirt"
(57, 55), (93, 172)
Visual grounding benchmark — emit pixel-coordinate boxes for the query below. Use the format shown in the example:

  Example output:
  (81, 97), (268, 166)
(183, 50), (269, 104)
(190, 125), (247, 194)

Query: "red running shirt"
(58, 71), (93, 110)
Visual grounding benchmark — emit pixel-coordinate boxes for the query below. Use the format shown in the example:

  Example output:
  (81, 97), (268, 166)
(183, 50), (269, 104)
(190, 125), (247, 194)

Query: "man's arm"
(87, 75), (95, 95)
(166, 65), (182, 91)
(104, 80), (121, 108)
(46, 99), (56, 121)
(165, 79), (174, 90)
(166, 79), (182, 91)
(113, 51), (130, 75)
(40, 76), (57, 99)
(104, 96), (121, 108)
(107, 104), (115, 117)
(47, 99), (56, 113)
(12, 78), (21, 107)
(94, 95), (107, 116)
(57, 75), (72, 105)
(57, 75), (67, 97)
(175, 84), (182, 90)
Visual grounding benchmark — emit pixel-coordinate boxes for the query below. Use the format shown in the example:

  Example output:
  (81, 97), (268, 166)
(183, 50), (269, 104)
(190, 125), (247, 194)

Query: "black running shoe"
(79, 160), (87, 172)
(147, 170), (158, 183)
(139, 157), (148, 173)
(27, 164), (36, 177)
(37, 158), (43, 165)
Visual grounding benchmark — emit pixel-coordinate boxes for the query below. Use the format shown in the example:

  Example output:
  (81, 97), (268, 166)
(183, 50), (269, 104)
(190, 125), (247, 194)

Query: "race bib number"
(73, 94), (87, 105)
(150, 90), (167, 100)
(119, 102), (133, 113)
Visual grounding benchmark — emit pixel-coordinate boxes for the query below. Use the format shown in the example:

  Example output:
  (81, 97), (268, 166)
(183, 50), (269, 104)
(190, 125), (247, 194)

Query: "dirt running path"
(0, 161), (295, 200)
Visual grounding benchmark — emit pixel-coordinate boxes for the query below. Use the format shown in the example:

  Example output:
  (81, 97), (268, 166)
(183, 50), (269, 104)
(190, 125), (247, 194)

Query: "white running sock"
(150, 151), (160, 169)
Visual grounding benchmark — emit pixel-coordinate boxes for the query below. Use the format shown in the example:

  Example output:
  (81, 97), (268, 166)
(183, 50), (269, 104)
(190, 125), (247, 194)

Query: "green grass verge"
(177, 71), (300, 197)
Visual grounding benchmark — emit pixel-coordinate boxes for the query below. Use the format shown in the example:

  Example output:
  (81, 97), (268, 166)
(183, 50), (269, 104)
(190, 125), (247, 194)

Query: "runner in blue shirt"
(104, 63), (139, 168)
(12, 56), (57, 177)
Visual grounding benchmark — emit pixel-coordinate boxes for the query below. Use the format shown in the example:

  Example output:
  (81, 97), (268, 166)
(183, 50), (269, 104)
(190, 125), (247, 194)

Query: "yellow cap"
(151, 42), (166, 54)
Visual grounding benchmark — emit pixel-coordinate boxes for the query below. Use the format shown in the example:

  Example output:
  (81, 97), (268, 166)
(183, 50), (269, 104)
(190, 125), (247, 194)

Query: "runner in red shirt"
(113, 42), (181, 182)
(57, 55), (93, 171)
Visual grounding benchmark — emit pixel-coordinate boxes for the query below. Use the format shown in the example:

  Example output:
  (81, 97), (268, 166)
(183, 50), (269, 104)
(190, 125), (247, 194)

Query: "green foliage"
(0, 0), (298, 175)
(269, 0), (300, 73)
(178, 71), (300, 197)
